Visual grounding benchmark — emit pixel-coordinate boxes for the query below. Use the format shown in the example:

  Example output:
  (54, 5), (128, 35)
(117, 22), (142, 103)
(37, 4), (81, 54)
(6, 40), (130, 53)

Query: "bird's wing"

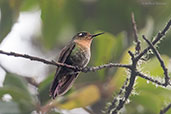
(49, 41), (76, 98)
(58, 41), (76, 63)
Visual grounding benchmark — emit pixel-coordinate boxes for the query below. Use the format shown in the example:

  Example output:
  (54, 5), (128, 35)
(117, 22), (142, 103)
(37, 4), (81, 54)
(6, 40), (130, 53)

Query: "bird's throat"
(74, 39), (92, 49)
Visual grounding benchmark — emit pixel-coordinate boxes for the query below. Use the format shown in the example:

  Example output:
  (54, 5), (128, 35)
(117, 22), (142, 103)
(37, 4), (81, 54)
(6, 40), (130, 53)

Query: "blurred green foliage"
(93, 32), (125, 79)
(0, 0), (171, 114)
(0, 74), (36, 113)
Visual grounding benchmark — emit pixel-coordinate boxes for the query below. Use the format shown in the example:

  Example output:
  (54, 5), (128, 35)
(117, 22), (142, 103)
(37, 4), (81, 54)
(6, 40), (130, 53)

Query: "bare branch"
(107, 18), (171, 114)
(0, 50), (77, 70)
(107, 77), (129, 114)
(128, 50), (135, 60)
(108, 52), (138, 114)
(136, 20), (171, 61)
(0, 50), (130, 73)
(136, 72), (165, 86)
(131, 13), (141, 54)
(160, 104), (171, 114)
(142, 35), (169, 86)
(25, 77), (39, 87)
(80, 63), (131, 73)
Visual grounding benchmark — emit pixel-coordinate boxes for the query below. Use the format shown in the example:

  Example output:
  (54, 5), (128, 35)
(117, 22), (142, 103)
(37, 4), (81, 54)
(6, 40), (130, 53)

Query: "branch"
(80, 63), (131, 73)
(112, 53), (137, 113)
(131, 13), (141, 54)
(136, 72), (165, 86)
(160, 104), (171, 114)
(107, 77), (129, 113)
(107, 18), (171, 114)
(25, 77), (39, 87)
(107, 50), (138, 114)
(0, 50), (77, 70)
(142, 35), (169, 86)
(136, 19), (171, 61)
(0, 50), (130, 73)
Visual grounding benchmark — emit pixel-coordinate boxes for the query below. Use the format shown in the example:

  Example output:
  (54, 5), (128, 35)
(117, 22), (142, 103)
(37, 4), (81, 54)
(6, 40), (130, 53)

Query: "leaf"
(107, 46), (134, 91)
(59, 85), (100, 109)
(38, 73), (54, 105)
(140, 55), (169, 76)
(131, 55), (171, 113)
(138, 17), (154, 50)
(130, 76), (171, 114)
(0, 87), (31, 102)
(136, 55), (169, 89)
(45, 85), (100, 110)
(0, 0), (21, 41)
(109, 51), (171, 113)
(4, 73), (29, 92)
(21, 0), (38, 11)
(0, 73), (36, 113)
(0, 101), (20, 114)
(0, 86), (35, 113)
(93, 32), (125, 79)
(130, 91), (161, 113)
(40, 0), (70, 49)
(107, 46), (171, 113)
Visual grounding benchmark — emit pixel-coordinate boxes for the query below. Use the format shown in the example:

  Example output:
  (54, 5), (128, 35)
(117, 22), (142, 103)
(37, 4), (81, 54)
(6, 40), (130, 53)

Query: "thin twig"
(108, 51), (138, 114)
(160, 104), (171, 114)
(25, 77), (39, 87)
(107, 18), (171, 114)
(107, 77), (129, 113)
(136, 20), (171, 61)
(142, 35), (169, 86)
(131, 13), (141, 54)
(136, 72), (165, 86)
(113, 58), (137, 113)
(80, 63), (131, 73)
(0, 50), (130, 73)
(0, 50), (76, 70)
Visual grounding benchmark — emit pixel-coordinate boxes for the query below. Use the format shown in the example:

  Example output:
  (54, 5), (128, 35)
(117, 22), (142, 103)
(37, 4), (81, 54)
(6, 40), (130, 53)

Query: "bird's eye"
(78, 32), (87, 37)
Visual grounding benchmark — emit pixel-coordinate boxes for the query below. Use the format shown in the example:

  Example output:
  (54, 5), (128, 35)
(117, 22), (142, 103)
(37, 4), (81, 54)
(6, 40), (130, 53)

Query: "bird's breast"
(67, 46), (91, 67)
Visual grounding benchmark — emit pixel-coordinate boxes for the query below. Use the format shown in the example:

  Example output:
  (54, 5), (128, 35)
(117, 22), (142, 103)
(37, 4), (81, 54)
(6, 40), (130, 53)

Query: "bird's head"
(73, 31), (104, 41)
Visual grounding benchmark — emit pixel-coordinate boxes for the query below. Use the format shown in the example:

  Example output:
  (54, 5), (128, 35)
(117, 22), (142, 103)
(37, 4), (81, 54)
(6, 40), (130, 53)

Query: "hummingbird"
(49, 31), (104, 99)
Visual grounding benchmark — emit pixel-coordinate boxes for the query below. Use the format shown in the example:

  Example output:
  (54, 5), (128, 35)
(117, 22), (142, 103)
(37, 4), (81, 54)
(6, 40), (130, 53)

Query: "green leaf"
(0, 86), (35, 113)
(0, 0), (21, 41)
(130, 91), (161, 114)
(0, 101), (20, 114)
(43, 85), (100, 112)
(93, 32), (125, 79)
(124, 55), (170, 114)
(108, 47), (171, 113)
(40, 0), (70, 49)
(21, 0), (38, 11)
(0, 73), (36, 113)
(140, 55), (169, 76)
(138, 17), (154, 50)
(38, 73), (53, 104)
(4, 73), (30, 94)
(130, 76), (171, 114)
(108, 46), (134, 90)
(0, 86), (31, 102)
(58, 85), (100, 109)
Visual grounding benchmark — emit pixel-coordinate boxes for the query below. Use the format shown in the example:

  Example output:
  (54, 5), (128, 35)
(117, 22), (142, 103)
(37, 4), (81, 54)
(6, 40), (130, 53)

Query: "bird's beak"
(91, 32), (104, 38)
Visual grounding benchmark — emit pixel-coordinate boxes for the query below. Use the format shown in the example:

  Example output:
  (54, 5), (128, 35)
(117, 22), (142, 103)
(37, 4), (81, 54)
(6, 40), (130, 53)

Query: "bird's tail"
(49, 72), (79, 99)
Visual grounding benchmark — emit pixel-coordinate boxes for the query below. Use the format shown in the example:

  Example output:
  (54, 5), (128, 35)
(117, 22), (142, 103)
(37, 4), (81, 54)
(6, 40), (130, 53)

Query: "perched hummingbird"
(49, 31), (104, 99)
